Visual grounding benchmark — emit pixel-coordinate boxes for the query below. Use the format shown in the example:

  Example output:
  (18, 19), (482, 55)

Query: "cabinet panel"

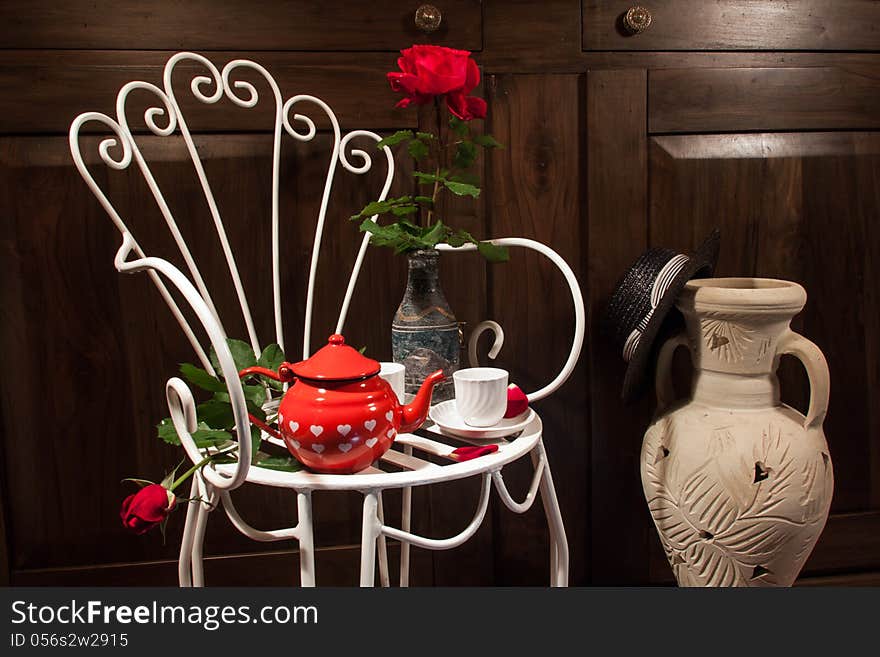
(0, 51), (417, 135)
(583, 1), (880, 52)
(0, 1), (483, 51)
(649, 67), (880, 134)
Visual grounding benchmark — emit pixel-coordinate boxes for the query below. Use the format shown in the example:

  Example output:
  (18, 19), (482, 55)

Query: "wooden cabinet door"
(587, 66), (880, 585)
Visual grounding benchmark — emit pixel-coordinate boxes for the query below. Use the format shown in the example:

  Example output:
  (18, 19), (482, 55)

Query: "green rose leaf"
(420, 221), (450, 247)
(209, 338), (257, 377)
(477, 241), (510, 263)
(453, 141), (478, 170)
(250, 426), (263, 462)
(474, 134), (503, 149)
(413, 171), (445, 185)
(446, 228), (475, 248)
(351, 199), (394, 221)
(376, 130), (414, 149)
(407, 139), (429, 161)
(157, 417), (181, 445)
(196, 398), (235, 429)
(179, 363), (226, 393)
(414, 195), (434, 205)
(415, 131), (436, 142)
(253, 453), (303, 472)
(449, 116), (470, 137)
(444, 181), (481, 198)
(257, 343), (285, 370)
(391, 204), (419, 217)
(190, 426), (234, 448)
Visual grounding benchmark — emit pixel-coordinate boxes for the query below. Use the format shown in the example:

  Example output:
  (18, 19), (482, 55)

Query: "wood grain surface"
(0, 0), (482, 51)
(1, 0), (878, 586)
(583, 1), (880, 51)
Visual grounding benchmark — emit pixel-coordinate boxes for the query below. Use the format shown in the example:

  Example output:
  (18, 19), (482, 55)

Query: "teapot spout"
(400, 369), (445, 434)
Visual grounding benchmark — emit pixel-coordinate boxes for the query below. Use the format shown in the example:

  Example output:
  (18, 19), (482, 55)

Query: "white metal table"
(206, 412), (566, 587)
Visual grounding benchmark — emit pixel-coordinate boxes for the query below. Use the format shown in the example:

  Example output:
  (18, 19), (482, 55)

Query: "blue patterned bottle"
(391, 249), (459, 403)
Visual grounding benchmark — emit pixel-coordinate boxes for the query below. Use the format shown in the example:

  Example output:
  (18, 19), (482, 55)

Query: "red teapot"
(239, 334), (444, 474)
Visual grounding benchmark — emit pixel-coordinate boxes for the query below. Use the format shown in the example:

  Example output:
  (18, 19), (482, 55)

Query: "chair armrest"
(437, 237), (586, 403)
(115, 232), (251, 490)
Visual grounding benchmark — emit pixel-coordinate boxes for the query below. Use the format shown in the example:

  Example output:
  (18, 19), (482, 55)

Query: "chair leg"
(359, 491), (380, 587)
(376, 492), (390, 587)
(399, 446), (413, 587)
(190, 480), (214, 588)
(297, 491), (315, 587)
(533, 439), (569, 587)
(190, 500), (211, 587)
(178, 478), (200, 587)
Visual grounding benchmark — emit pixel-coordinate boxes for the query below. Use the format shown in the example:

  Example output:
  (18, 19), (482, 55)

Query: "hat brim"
(621, 229), (720, 402)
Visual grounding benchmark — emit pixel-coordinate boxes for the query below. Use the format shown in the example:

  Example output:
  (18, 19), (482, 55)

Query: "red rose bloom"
(387, 45), (487, 121)
(120, 484), (176, 534)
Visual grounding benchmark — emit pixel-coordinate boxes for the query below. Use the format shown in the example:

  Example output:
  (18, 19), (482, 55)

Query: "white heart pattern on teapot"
(385, 410), (394, 422)
(337, 424), (351, 437)
(338, 443), (352, 453)
(289, 420), (299, 433)
(386, 429), (395, 438)
(310, 425), (323, 437)
(312, 443), (325, 454)
(365, 437), (378, 448)
(290, 440), (301, 449)
(364, 419), (376, 432)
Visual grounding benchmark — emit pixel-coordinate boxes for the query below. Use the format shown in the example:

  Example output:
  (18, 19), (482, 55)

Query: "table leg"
(190, 491), (212, 588)
(533, 439), (569, 587)
(359, 491), (380, 587)
(376, 492), (390, 587)
(297, 491), (315, 587)
(178, 477), (200, 587)
(400, 445), (413, 587)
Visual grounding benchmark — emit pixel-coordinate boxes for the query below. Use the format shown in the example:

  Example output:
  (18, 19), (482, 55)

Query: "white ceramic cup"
(453, 367), (509, 427)
(379, 362), (405, 402)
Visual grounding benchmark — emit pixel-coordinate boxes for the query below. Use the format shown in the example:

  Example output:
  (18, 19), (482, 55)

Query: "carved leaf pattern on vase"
(643, 417), (830, 587)
(700, 317), (755, 363)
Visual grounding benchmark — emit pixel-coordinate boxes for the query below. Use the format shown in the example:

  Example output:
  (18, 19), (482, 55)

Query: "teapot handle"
(238, 363), (296, 383)
(237, 364), (296, 441)
(778, 330), (830, 430)
(654, 333), (691, 414)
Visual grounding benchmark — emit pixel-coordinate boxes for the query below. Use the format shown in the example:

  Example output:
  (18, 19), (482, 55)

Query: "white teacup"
(379, 362), (405, 402)
(453, 367), (508, 427)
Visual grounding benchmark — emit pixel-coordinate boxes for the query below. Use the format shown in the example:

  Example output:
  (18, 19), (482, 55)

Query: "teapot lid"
(291, 334), (380, 381)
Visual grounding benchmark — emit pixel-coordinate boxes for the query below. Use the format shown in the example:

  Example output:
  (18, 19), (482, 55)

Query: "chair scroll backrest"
(69, 52), (394, 489)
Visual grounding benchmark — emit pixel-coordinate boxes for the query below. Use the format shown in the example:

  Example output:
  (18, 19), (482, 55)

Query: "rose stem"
(170, 444), (237, 492)
(425, 96), (444, 228)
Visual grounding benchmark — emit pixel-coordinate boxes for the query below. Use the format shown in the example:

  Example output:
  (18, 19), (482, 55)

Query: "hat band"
(622, 253), (690, 362)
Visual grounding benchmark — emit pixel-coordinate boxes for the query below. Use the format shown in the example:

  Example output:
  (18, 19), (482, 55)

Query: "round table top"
(214, 412), (543, 491)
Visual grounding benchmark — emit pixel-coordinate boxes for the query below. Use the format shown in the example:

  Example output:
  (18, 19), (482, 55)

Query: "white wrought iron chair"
(69, 52), (585, 587)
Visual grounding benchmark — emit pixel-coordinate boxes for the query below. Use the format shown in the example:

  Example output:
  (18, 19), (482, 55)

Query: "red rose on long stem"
(120, 484), (176, 535)
(387, 45), (486, 120)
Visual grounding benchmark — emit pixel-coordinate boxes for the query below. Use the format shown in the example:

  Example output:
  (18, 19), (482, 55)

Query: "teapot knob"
(328, 334), (345, 345)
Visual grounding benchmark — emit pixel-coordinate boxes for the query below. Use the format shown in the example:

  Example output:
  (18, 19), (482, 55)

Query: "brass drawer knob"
(415, 4), (442, 33)
(623, 6), (653, 34)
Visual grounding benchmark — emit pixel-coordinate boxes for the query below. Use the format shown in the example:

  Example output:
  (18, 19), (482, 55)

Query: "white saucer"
(429, 399), (534, 440)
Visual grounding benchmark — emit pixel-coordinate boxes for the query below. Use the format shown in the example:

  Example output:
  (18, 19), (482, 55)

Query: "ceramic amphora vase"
(641, 278), (833, 587)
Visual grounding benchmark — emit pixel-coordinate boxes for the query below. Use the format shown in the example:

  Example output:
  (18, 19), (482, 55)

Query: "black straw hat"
(602, 229), (721, 402)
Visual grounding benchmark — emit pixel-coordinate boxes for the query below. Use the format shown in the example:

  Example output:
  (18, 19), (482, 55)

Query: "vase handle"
(778, 330), (830, 430)
(654, 333), (690, 413)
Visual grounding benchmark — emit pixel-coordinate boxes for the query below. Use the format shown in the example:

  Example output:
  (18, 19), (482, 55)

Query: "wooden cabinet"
(586, 62), (880, 584)
(583, 1), (880, 51)
(1, 0), (878, 586)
